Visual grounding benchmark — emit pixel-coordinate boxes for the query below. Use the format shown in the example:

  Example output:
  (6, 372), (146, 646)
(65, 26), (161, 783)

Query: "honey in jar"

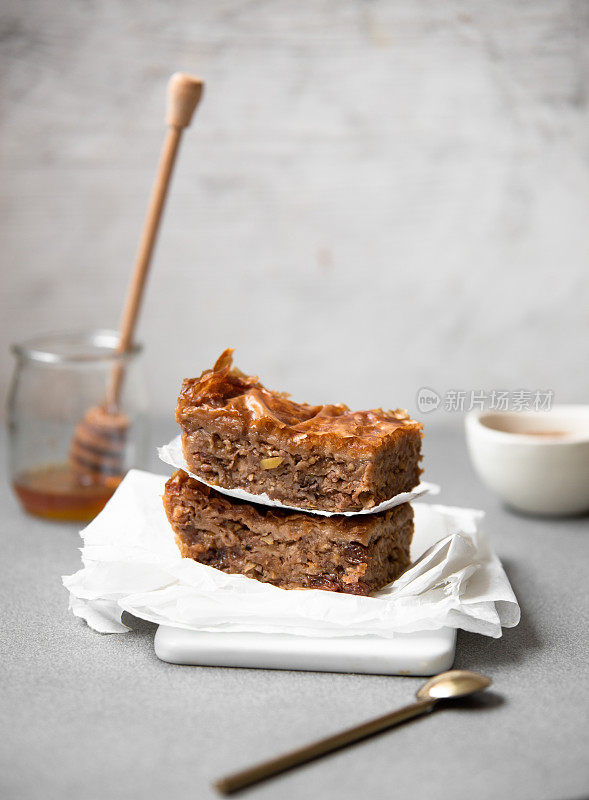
(12, 463), (122, 523)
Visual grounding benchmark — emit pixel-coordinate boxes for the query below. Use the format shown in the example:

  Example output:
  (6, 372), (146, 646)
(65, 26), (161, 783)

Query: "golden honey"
(13, 463), (121, 523)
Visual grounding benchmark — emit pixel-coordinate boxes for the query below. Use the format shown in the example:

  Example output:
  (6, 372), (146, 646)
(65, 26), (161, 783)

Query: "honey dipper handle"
(107, 73), (204, 408)
(166, 72), (204, 128)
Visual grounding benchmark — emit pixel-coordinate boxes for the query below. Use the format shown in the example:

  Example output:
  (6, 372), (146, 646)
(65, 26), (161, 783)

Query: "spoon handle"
(214, 697), (435, 795)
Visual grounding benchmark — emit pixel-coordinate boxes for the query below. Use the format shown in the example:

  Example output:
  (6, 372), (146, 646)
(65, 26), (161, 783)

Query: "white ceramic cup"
(465, 405), (589, 516)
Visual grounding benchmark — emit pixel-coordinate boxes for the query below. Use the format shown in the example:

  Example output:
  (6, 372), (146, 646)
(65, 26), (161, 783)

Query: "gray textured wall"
(2, 0), (588, 425)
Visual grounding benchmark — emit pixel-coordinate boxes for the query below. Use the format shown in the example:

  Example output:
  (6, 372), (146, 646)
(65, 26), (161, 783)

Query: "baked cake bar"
(175, 349), (423, 513)
(164, 470), (414, 596)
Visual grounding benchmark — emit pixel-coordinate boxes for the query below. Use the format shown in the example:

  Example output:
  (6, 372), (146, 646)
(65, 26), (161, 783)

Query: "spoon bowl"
(417, 669), (492, 701)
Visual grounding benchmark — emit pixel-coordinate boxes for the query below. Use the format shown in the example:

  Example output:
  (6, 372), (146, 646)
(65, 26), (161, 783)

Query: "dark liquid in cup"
(523, 430), (569, 437)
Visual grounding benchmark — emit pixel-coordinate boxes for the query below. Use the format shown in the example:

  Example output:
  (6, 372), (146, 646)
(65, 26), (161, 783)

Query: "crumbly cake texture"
(164, 470), (414, 596)
(175, 349), (423, 513)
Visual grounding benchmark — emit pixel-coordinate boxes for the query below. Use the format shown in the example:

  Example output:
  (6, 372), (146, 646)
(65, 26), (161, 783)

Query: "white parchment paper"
(158, 435), (439, 516)
(63, 470), (519, 639)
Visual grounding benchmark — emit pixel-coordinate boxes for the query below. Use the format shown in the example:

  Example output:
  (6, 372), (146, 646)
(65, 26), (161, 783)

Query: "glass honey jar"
(8, 330), (148, 522)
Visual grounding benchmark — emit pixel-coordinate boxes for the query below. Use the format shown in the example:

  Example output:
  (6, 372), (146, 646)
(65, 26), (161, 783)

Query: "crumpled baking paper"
(63, 470), (519, 639)
(158, 435), (440, 516)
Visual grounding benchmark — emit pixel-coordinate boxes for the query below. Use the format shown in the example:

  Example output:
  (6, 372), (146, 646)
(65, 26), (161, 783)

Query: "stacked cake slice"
(163, 350), (423, 596)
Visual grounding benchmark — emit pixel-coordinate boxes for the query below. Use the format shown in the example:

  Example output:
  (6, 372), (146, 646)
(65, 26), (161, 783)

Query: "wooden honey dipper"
(70, 73), (204, 485)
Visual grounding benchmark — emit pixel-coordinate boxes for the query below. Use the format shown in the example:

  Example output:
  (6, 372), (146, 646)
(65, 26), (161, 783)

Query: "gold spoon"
(215, 670), (491, 795)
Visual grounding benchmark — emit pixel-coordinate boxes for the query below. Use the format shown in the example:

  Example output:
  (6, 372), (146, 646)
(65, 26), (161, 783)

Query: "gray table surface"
(2, 424), (588, 800)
